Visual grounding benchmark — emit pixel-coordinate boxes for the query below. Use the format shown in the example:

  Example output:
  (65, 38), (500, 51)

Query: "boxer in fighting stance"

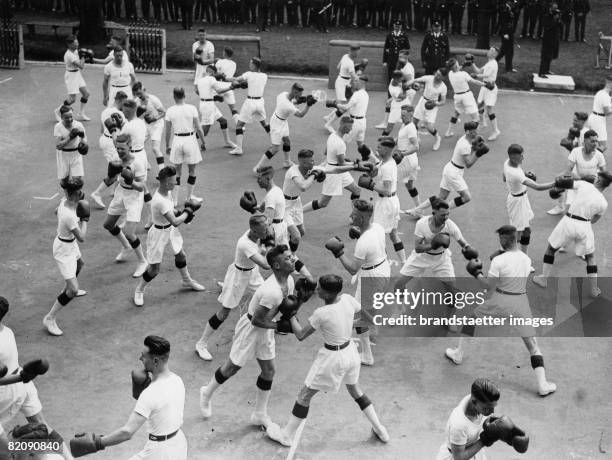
(54, 105), (88, 181)
(266, 274), (389, 448)
(394, 106), (422, 212)
(54, 35), (90, 122)
(444, 58), (485, 138)
(472, 47), (501, 141)
(411, 68), (448, 152)
(325, 44), (360, 123)
(102, 47), (136, 107)
(585, 75), (612, 153)
(133, 81), (167, 169)
(378, 70), (417, 138)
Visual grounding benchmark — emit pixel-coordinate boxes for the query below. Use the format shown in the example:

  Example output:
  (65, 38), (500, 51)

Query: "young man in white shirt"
(472, 47), (501, 140)
(133, 81), (167, 170)
(444, 58), (485, 138)
(411, 68), (448, 152)
(102, 47), (136, 107)
(394, 106), (422, 211)
(54, 35), (90, 122)
(192, 28), (215, 84)
(53, 105), (87, 180)
(214, 46), (239, 123)
(585, 75), (612, 152)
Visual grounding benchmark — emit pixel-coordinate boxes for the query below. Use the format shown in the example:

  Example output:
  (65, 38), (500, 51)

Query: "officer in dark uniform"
(421, 0), (435, 30)
(421, 20), (450, 74)
(467, 0), (479, 35)
(511, 0), (522, 33)
(496, 0), (516, 71)
(436, 0), (450, 31)
(391, 0), (413, 29)
(536, 0), (547, 38)
(256, 0), (271, 30)
(573, 0), (590, 42)
(413, 0), (423, 31)
(383, 20), (412, 81)
(539, 2), (561, 77)
(287, 0), (299, 25)
(558, 0), (572, 40)
(449, 0), (466, 34)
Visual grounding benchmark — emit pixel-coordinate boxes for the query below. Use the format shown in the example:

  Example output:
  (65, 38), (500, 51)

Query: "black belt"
(112, 84), (129, 88)
(511, 190), (527, 197)
(235, 264), (254, 271)
(566, 213), (589, 222)
(121, 184), (134, 190)
(274, 113), (286, 121)
(58, 236), (75, 243)
(272, 218), (283, 224)
(426, 250), (445, 255)
(248, 96), (262, 99)
(424, 96), (435, 102)
(200, 98), (214, 101)
(327, 162), (339, 166)
(175, 132), (194, 137)
(455, 90), (469, 95)
(67, 69), (78, 72)
(451, 161), (464, 169)
(284, 194), (299, 200)
(350, 115), (364, 119)
(496, 288), (526, 295)
(325, 341), (350, 351)
(362, 259), (386, 271)
(148, 430), (178, 442)
(592, 111), (605, 116)
(154, 223), (171, 229)
(61, 147), (78, 152)
(104, 133), (112, 138)
(131, 148), (144, 152)
(378, 192), (397, 197)
(340, 75), (350, 80)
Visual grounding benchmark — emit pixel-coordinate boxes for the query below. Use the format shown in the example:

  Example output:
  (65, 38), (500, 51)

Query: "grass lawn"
(14, 0), (612, 91)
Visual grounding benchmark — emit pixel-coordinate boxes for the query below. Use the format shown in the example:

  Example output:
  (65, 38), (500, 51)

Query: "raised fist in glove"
(107, 160), (123, 178)
(278, 294), (302, 319)
(472, 136), (490, 158)
(357, 174), (375, 191)
(76, 199), (91, 222)
(348, 225), (362, 239)
(136, 106), (147, 118)
(567, 127), (580, 140)
(484, 81), (496, 90)
(213, 95), (224, 102)
(0, 364), (6, 379)
(430, 232), (451, 250)
(121, 167), (134, 186)
(77, 141), (89, 155)
(461, 245), (479, 260)
(355, 58), (369, 71)
(325, 99), (338, 109)
(276, 316), (294, 334)
(525, 171), (537, 181)
(144, 113), (157, 124)
(296, 96), (308, 104)
(20, 359), (49, 383)
(183, 198), (202, 224)
(325, 236), (345, 258)
(554, 175), (574, 189)
(131, 368), (151, 400)
(70, 432), (105, 457)
(549, 187), (563, 199)
(466, 259), (484, 278)
(424, 100), (436, 110)
(560, 137), (573, 151)
(306, 94), (317, 106)
(308, 169), (326, 183)
(239, 191), (258, 213)
(295, 277), (317, 303)
(480, 415), (529, 453)
(69, 127), (84, 139)
(110, 113), (124, 130)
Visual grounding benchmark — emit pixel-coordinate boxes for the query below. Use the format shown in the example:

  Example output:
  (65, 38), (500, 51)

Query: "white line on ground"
(0, 77), (13, 84)
(559, 96), (565, 105)
(33, 193), (59, 200)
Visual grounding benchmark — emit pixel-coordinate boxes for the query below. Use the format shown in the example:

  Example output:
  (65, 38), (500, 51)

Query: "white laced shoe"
(133, 290), (144, 307)
(488, 130), (500, 141)
(182, 278), (205, 291)
(445, 347), (463, 365)
(90, 192), (105, 210)
(199, 386), (212, 418)
(195, 342), (213, 361)
(432, 134), (442, 151)
(43, 316), (63, 336)
(372, 425), (390, 443)
(229, 147), (243, 156)
(115, 248), (131, 263)
(538, 381), (557, 397)
(250, 411), (273, 429)
(132, 261), (148, 278)
(266, 423), (293, 446)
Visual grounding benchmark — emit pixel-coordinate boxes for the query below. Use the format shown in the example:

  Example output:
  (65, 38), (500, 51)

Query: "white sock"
(542, 263), (553, 278)
(455, 336), (465, 353)
(134, 244), (146, 264)
(284, 414), (303, 439)
(179, 267), (191, 282)
(92, 181), (109, 196)
(198, 322), (215, 346)
(587, 272), (598, 295)
(46, 299), (64, 319)
(491, 117), (499, 132)
(186, 183), (194, 198)
(362, 404), (383, 432)
(255, 387), (271, 414)
(222, 129), (231, 143)
(253, 154), (266, 172)
(236, 133), (244, 150)
(115, 231), (130, 249)
(534, 365), (548, 387)
(204, 375), (221, 396)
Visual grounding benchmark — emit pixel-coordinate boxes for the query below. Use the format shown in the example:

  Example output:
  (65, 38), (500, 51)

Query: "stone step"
(533, 73), (575, 92)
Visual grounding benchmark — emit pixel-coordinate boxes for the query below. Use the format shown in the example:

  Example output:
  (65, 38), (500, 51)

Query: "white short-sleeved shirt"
(215, 58), (236, 78)
(120, 153), (148, 187)
(568, 147), (606, 178)
(415, 217), (463, 251)
(134, 372), (185, 436)
(592, 89), (611, 114)
(234, 231), (260, 269)
(141, 94), (164, 119)
(56, 198), (79, 240)
(399, 61), (415, 81)
(64, 49), (80, 71)
(150, 191), (174, 226)
(450, 135), (472, 167)
(326, 131), (346, 164)
(376, 159), (398, 193)
(264, 185), (286, 220)
(0, 325), (19, 373)
(354, 223), (387, 267)
(247, 274), (294, 317)
(283, 165), (305, 197)
(503, 160), (527, 195)
(397, 122), (418, 151)
(101, 107), (125, 136)
(449, 70), (473, 94)
(165, 104), (199, 134)
(443, 395), (485, 451)
(338, 54), (356, 78)
(275, 92), (298, 120)
(488, 249), (531, 293)
(568, 181), (608, 220)
(193, 40), (214, 58)
(103, 60), (134, 87)
(389, 83), (403, 103)
(482, 60), (498, 83)
(346, 89), (369, 118)
(308, 294), (360, 346)
(241, 71), (268, 97)
(196, 75), (226, 99)
(54, 121), (87, 150)
(421, 75), (448, 102)
(121, 118), (147, 151)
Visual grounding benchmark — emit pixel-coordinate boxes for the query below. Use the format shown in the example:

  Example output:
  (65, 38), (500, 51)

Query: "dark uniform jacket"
(421, 30), (450, 71)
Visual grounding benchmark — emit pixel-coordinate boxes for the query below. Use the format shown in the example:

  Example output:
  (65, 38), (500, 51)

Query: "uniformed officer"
(449, 0), (466, 34)
(435, 0), (450, 32)
(466, 0), (479, 35)
(413, 0), (424, 31)
(496, 0), (517, 72)
(558, 0), (572, 41)
(383, 20), (412, 81)
(421, 20), (450, 74)
(421, 0), (435, 30)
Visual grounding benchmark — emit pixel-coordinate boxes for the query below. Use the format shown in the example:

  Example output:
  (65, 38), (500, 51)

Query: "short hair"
(464, 121), (479, 131)
(401, 105), (414, 113)
(110, 34), (123, 43)
(353, 199), (374, 214)
(65, 35), (77, 45)
(446, 58), (458, 69)
(122, 99), (137, 110)
(256, 165), (274, 177)
(339, 116), (354, 125)
(292, 83), (304, 92)
(198, 28), (206, 33)
(157, 165), (177, 180)
(574, 111), (588, 121)
(349, 44), (361, 51)
(297, 148), (314, 159)
(378, 136), (396, 148)
(60, 176), (84, 194)
(115, 132), (131, 145)
(114, 45), (124, 54)
(132, 81), (143, 93)
(0, 297), (8, 322)
(115, 90), (128, 100)
(251, 57), (262, 69)
(392, 70), (403, 79)
(173, 86), (186, 99)
(249, 214), (267, 227)
(59, 105), (72, 116)
(437, 67), (449, 77)
(319, 274), (343, 294)
(266, 244), (288, 267)
(144, 335), (171, 357)
(507, 143), (523, 155)
(496, 224), (517, 236)
(399, 49), (410, 56)
(224, 46), (234, 57)
(471, 378), (501, 404)
(432, 198), (449, 210)
(584, 129), (598, 140)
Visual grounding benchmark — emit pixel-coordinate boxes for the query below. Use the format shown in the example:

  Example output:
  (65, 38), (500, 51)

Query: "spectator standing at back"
(421, 20), (450, 75)
(573, 0), (589, 42)
(538, 2), (562, 78)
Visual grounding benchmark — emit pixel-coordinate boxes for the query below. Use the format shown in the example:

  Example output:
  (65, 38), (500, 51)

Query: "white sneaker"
(75, 289), (87, 297)
(372, 425), (390, 443)
(547, 205), (565, 215)
(43, 315), (63, 336)
(558, 246), (566, 253)
(90, 192), (105, 210)
(189, 195), (204, 203)
(538, 381), (557, 397)
(444, 130), (455, 138)
(487, 130), (500, 141)
(445, 347), (463, 365)
(266, 423), (293, 447)
(432, 134), (442, 151)
(532, 275), (547, 288)
(224, 141), (237, 149)
(229, 147), (243, 156)
(216, 281), (224, 289)
(182, 278), (206, 291)
(115, 248), (131, 263)
(195, 342), (213, 361)
(402, 209), (424, 219)
(132, 261), (148, 278)
(360, 353), (374, 366)
(250, 411), (273, 429)
(375, 122), (387, 130)
(199, 386), (212, 418)
(133, 290), (144, 307)
(232, 114), (239, 125)
(77, 113), (91, 121)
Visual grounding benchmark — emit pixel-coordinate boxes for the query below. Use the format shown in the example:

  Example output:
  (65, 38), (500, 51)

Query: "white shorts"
(223, 90), (236, 105)
(108, 86), (132, 107)
(199, 100), (223, 126)
(440, 162), (468, 193)
(272, 220), (290, 246)
(355, 265), (390, 318)
(344, 117), (366, 143)
(321, 171), (354, 196)
(128, 430), (187, 460)
(400, 250), (455, 278)
(108, 185), (144, 222)
(64, 70), (86, 94)
(270, 114), (290, 145)
(586, 113), (608, 142)
(146, 226), (183, 264)
(53, 236), (81, 280)
(389, 101), (410, 124)
(238, 97), (267, 123)
(506, 193), (534, 231)
(453, 91), (478, 115)
(99, 135), (119, 162)
(304, 343), (360, 392)
(284, 197), (304, 227)
(56, 150), (84, 179)
(472, 291), (535, 337)
(413, 97), (438, 124)
(170, 134), (201, 165)
(436, 444), (486, 460)
(334, 76), (351, 101)
(0, 382), (43, 436)
(548, 215), (594, 256)
(218, 263), (264, 309)
(477, 86), (498, 107)
(229, 313), (275, 367)
(373, 195), (400, 233)
(147, 119), (164, 143)
(397, 153), (420, 182)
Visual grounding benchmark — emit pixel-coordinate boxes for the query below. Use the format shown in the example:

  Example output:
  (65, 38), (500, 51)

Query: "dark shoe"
(538, 74), (548, 78)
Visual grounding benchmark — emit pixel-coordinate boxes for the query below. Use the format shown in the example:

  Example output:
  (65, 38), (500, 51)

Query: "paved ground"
(0, 64), (611, 460)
